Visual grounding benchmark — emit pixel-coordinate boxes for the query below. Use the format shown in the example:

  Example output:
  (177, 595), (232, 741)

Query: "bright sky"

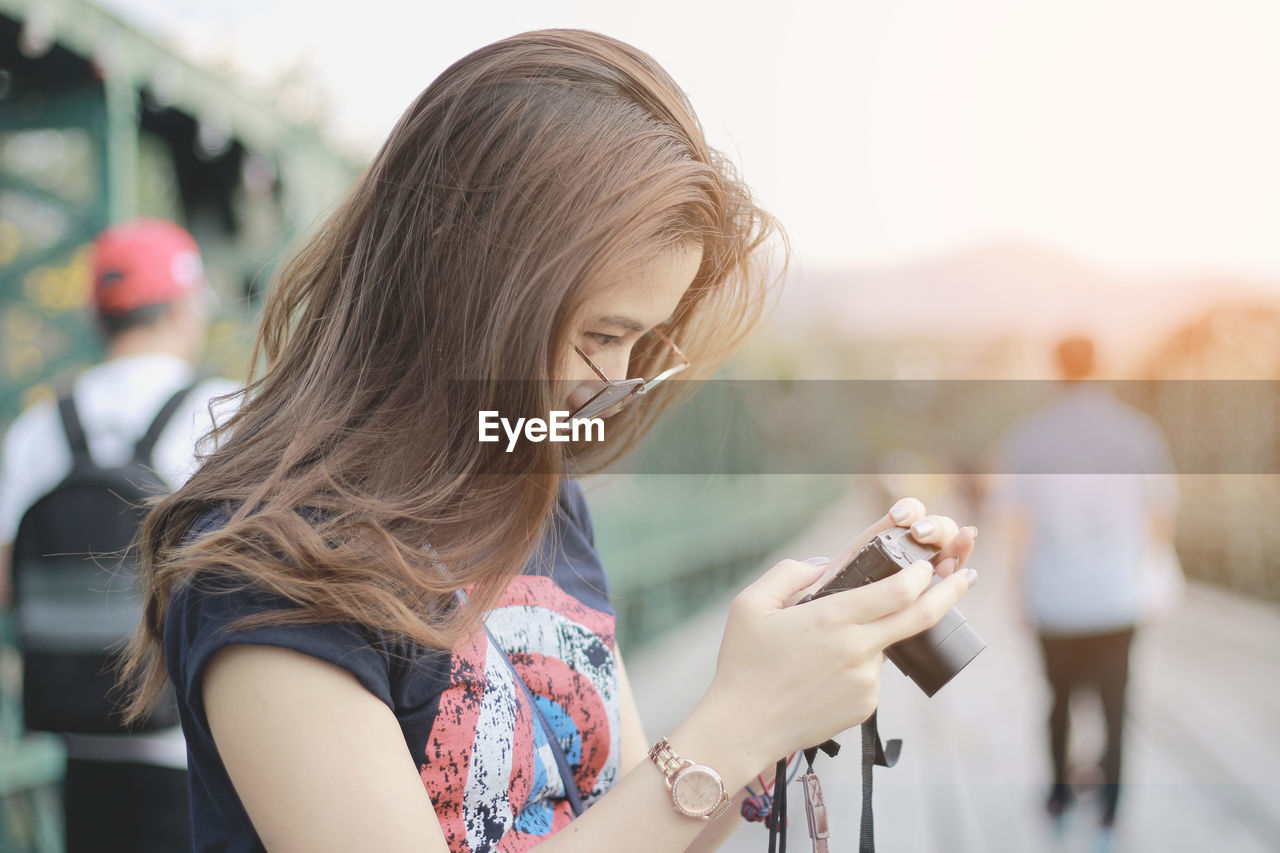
(100, 0), (1280, 279)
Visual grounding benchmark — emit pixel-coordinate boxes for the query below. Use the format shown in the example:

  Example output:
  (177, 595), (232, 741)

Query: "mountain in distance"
(768, 239), (1279, 369)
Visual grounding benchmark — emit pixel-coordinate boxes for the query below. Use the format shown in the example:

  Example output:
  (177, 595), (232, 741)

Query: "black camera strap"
(768, 757), (788, 853)
(767, 713), (900, 853)
(768, 743), (837, 853)
(858, 711), (901, 852)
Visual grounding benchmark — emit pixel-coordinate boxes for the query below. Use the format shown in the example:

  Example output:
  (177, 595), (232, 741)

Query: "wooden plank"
(626, 482), (1280, 852)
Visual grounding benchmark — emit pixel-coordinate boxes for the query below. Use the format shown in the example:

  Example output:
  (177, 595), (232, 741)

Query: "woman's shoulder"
(164, 508), (438, 716)
(520, 478), (611, 617)
(558, 478), (595, 544)
(181, 504), (234, 544)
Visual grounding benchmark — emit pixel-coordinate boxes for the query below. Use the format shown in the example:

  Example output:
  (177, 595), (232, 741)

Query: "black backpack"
(12, 383), (196, 735)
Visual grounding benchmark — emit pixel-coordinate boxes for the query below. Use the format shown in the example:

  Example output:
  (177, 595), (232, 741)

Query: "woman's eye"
(588, 333), (623, 347)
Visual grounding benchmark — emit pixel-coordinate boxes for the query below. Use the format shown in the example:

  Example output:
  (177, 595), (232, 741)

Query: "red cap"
(91, 219), (206, 316)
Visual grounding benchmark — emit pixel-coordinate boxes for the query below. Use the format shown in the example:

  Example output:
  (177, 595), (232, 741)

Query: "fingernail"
(964, 526), (979, 540)
(912, 519), (935, 539)
(804, 556), (831, 566)
(963, 568), (978, 585)
(890, 501), (911, 523)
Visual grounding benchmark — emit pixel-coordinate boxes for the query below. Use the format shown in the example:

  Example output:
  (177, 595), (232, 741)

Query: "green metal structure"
(0, 0), (359, 424)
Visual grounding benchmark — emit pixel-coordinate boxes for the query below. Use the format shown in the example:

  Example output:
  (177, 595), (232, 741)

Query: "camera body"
(801, 526), (985, 696)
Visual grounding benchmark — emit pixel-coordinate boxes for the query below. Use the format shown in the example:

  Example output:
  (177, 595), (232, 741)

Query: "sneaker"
(1094, 827), (1119, 853)
(1045, 783), (1073, 818)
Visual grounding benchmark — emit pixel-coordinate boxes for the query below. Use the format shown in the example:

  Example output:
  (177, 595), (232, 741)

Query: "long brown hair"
(123, 29), (782, 722)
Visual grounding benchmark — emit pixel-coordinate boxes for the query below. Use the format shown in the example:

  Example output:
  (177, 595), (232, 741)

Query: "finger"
(933, 555), (957, 579)
(870, 567), (977, 647)
(927, 525), (978, 579)
(807, 559), (935, 624)
(828, 497), (927, 572)
(784, 557), (834, 606)
(741, 559), (828, 611)
(909, 515), (960, 550)
(888, 497), (927, 528)
(937, 526), (978, 576)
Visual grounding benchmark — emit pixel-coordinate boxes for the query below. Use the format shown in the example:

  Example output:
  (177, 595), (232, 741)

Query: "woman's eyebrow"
(594, 314), (674, 333)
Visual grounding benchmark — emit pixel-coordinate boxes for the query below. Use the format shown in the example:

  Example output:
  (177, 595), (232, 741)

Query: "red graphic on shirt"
(419, 576), (618, 853)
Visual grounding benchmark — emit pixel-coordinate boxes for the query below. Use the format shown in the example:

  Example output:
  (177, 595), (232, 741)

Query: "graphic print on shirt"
(420, 575), (619, 853)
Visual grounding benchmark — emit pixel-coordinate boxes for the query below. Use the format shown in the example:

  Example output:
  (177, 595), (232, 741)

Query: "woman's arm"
(615, 654), (649, 771)
(203, 644), (451, 853)
(204, 627), (807, 853)
(616, 652), (748, 853)
(205, 641), (753, 853)
(205, 504), (976, 853)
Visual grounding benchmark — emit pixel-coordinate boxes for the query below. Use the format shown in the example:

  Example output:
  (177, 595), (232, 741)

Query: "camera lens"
(886, 606), (986, 697)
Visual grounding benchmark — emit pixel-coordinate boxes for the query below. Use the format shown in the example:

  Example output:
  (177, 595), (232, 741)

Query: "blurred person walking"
(992, 335), (1179, 852)
(0, 219), (237, 853)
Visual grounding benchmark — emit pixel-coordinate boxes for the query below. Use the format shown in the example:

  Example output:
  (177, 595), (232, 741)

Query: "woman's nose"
(595, 348), (633, 382)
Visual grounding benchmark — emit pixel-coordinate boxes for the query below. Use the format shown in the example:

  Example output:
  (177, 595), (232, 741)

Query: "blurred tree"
(1142, 300), (1280, 601)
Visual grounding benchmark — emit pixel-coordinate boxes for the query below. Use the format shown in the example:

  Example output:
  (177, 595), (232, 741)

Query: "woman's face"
(561, 244), (703, 417)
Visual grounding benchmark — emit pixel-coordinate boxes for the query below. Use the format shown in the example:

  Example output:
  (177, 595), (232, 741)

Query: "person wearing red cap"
(0, 218), (238, 853)
(90, 217), (211, 319)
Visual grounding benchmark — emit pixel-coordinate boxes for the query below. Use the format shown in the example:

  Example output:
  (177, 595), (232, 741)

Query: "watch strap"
(648, 738), (691, 782)
(707, 795), (733, 820)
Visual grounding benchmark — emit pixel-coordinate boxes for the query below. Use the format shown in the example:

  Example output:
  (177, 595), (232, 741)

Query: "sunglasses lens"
(571, 382), (639, 421)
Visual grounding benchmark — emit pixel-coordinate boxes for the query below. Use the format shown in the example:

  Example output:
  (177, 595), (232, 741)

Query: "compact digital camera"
(801, 525), (985, 696)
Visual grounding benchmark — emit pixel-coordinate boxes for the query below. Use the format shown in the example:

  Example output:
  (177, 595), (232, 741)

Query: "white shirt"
(994, 385), (1179, 636)
(0, 353), (239, 767)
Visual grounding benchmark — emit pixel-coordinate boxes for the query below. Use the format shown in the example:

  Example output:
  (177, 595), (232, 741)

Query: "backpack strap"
(133, 382), (200, 466)
(56, 393), (92, 462)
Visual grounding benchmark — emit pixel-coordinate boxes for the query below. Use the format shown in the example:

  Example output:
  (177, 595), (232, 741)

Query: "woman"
(123, 29), (977, 852)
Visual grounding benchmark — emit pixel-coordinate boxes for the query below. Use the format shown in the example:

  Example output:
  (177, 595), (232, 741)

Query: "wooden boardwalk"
(626, 484), (1280, 853)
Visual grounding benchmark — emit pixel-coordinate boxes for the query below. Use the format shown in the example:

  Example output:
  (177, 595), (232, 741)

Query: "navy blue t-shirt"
(165, 481), (620, 853)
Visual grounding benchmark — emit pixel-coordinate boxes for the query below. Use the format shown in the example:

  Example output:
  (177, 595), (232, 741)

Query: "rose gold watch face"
(672, 766), (724, 817)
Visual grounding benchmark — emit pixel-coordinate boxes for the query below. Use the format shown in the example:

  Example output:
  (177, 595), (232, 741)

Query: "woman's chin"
(596, 400), (630, 420)
(565, 402), (627, 421)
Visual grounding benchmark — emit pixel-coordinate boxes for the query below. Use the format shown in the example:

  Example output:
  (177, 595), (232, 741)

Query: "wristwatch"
(648, 738), (732, 820)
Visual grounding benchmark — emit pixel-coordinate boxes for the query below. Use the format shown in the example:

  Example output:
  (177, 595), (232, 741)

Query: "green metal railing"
(591, 475), (845, 651)
(0, 615), (65, 853)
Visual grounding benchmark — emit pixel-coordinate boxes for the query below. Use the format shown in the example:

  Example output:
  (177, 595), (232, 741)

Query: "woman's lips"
(566, 382), (631, 420)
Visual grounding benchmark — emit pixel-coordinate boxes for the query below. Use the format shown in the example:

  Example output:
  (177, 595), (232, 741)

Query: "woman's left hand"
(789, 496), (979, 606)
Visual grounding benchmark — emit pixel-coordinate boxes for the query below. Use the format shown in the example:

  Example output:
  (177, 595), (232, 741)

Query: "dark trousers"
(1038, 628), (1135, 825)
(63, 759), (190, 853)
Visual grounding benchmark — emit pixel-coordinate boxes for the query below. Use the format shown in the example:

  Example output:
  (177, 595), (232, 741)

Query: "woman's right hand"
(675, 498), (978, 787)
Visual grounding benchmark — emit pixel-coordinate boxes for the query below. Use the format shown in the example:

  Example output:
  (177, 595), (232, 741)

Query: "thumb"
(741, 558), (828, 611)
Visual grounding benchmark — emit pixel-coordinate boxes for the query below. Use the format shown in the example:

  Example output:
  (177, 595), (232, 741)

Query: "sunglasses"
(569, 328), (690, 421)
